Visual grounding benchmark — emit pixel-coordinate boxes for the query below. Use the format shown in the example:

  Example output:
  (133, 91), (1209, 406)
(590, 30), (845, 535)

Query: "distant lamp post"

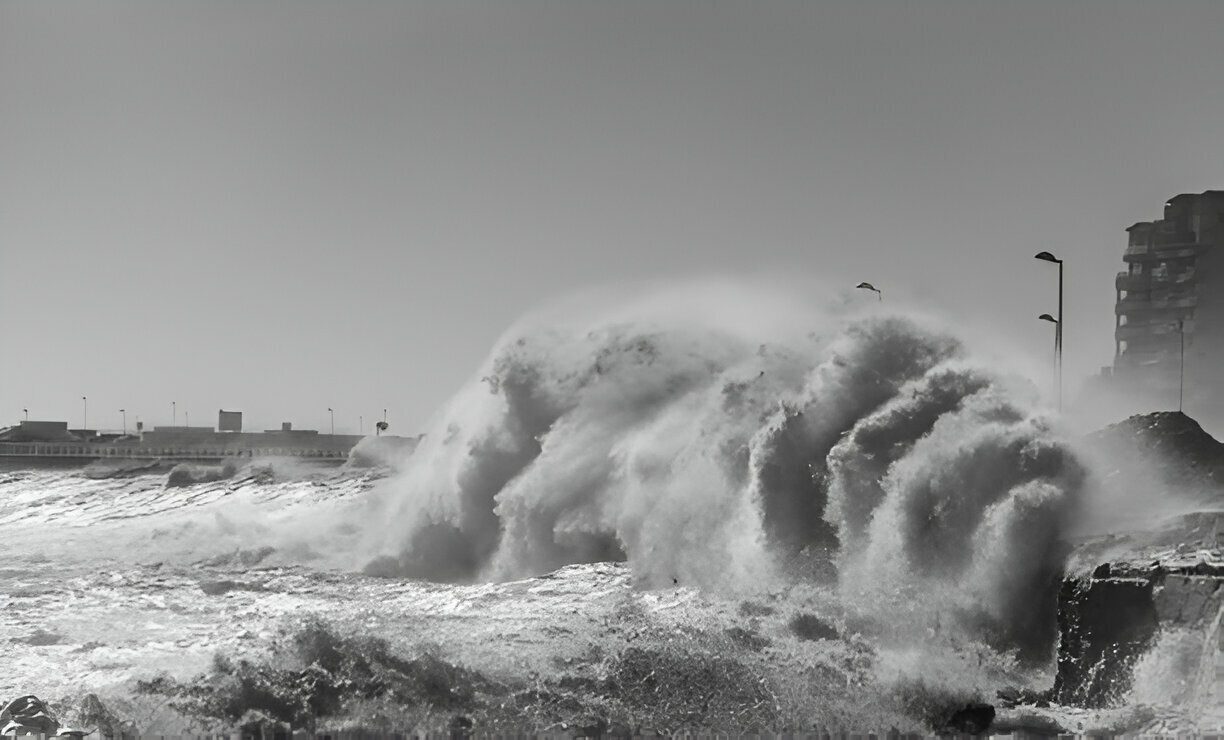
(172, 401), (177, 426)
(185, 411), (189, 427)
(1034, 252), (1064, 411)
(1178, 319), (1186, 413)
(22, 408), (28, 422)
(120, 409), (127, 436)
(328, 408), (334, 435)
(359, 415), (364, 435)
(1038, 314), (1060, 408)
(82, 396), (87, 430)
(855, 282), (882, 301)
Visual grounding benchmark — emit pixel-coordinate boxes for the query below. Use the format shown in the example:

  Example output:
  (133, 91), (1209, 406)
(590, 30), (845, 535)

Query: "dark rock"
(788, 612), (839, 641)
(1086, 411), (1224, 488)
(939, 702), (994, 734)
(0, 695), (60, 737)
(1052, 572), (1159, 707)
(1051, 412), (1224, 709)
(198, 579), (265, 596)
(994, 686), (1049, 709)
(448, 714), (473, 739)
(71, 693), (135, 738)
(991, 711), (1066, 736)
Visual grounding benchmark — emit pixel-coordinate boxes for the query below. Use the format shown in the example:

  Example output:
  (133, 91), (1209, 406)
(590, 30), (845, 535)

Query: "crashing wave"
(365, 292), (1083, 662)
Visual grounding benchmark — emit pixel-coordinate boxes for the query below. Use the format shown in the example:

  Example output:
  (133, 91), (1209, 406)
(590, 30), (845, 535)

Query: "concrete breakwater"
(0, 432), (420, 467)
(0, 440), (354, 463)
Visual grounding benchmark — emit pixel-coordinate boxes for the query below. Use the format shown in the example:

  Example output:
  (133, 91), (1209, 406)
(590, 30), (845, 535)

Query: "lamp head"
(1038, 313), (1059, 324)
(1034, 251), (1062, 264)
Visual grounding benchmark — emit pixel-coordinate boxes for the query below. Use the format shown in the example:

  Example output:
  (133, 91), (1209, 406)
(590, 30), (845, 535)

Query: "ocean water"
(3, 285), (1221, 733)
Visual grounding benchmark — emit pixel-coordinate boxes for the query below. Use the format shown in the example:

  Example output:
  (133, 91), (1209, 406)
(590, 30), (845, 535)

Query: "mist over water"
(365, 282), (1086, 661)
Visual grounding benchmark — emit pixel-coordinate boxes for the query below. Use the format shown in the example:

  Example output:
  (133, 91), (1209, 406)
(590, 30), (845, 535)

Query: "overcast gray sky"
(3, 0), (1222, 434)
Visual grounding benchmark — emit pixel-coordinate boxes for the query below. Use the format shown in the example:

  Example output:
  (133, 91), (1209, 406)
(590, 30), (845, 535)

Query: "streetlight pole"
(82, 396), (87, 430)
(1038, 314), (1060, 407)
(120, 409), (126, 435)
(172, 401), (176, 426)
(1179, 319), (1186, 413)
(1034, 252), (1064, 410)
(360, 415), (364, 434)
(22, 408), (28, 422)
(328, 408), (334, 435)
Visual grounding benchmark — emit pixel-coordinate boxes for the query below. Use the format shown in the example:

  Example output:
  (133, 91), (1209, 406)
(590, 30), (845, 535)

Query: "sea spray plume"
(365, 293), (835, 583)
(749, 319), (963, 559)
(365, 331), (585, 581)
(483, 325), (762, 583)
(825, 364), (992, 549)
(374, 320), (796, 586)
(841, 390), (1084, 661)
(367, 296), (1036, 588)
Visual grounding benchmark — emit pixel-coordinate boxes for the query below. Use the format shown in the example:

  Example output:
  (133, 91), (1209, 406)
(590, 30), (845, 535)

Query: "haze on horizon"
(3, 0), (1223, 435)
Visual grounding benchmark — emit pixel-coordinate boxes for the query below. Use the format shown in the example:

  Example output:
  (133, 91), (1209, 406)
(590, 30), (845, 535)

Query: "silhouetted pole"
(172, 401), (177, 426)
(1034, 252), (1064, 410)
(23, 408), (28, 421)
(1038, 314), (1059, 407)
(360, 415), (364, 434)
(328, 407), (334, 435)
(185, 411), (189, 427)
(120, 409), (126, 435)
(82, 396), (87, 430)
(1179, 319), (1186, 413)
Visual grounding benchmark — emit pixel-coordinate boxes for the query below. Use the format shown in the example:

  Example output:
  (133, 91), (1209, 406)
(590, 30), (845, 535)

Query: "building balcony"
(1116, 293), (1197, 314)
(1116, 272), (1150, 291)
(1116, 270), (1197, 291)
(1115, 322), (1183, 342)
(1124, 242), (1207, 262)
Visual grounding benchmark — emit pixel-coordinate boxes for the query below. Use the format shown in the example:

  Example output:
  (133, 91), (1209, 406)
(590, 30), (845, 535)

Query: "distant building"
(218, 410), (242, 432)
(1113, 190), (1224, 421)
(0, 420), (76, 442)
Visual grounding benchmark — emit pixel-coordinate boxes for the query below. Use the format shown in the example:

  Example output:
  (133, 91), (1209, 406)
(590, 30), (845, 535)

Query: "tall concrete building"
(1113, 190), (1224, 423)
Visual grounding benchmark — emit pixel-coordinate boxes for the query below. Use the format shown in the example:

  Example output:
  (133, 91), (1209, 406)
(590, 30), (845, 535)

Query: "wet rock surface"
(1051, 412), (1224, 712)
(1052, 566), (1161, 707)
